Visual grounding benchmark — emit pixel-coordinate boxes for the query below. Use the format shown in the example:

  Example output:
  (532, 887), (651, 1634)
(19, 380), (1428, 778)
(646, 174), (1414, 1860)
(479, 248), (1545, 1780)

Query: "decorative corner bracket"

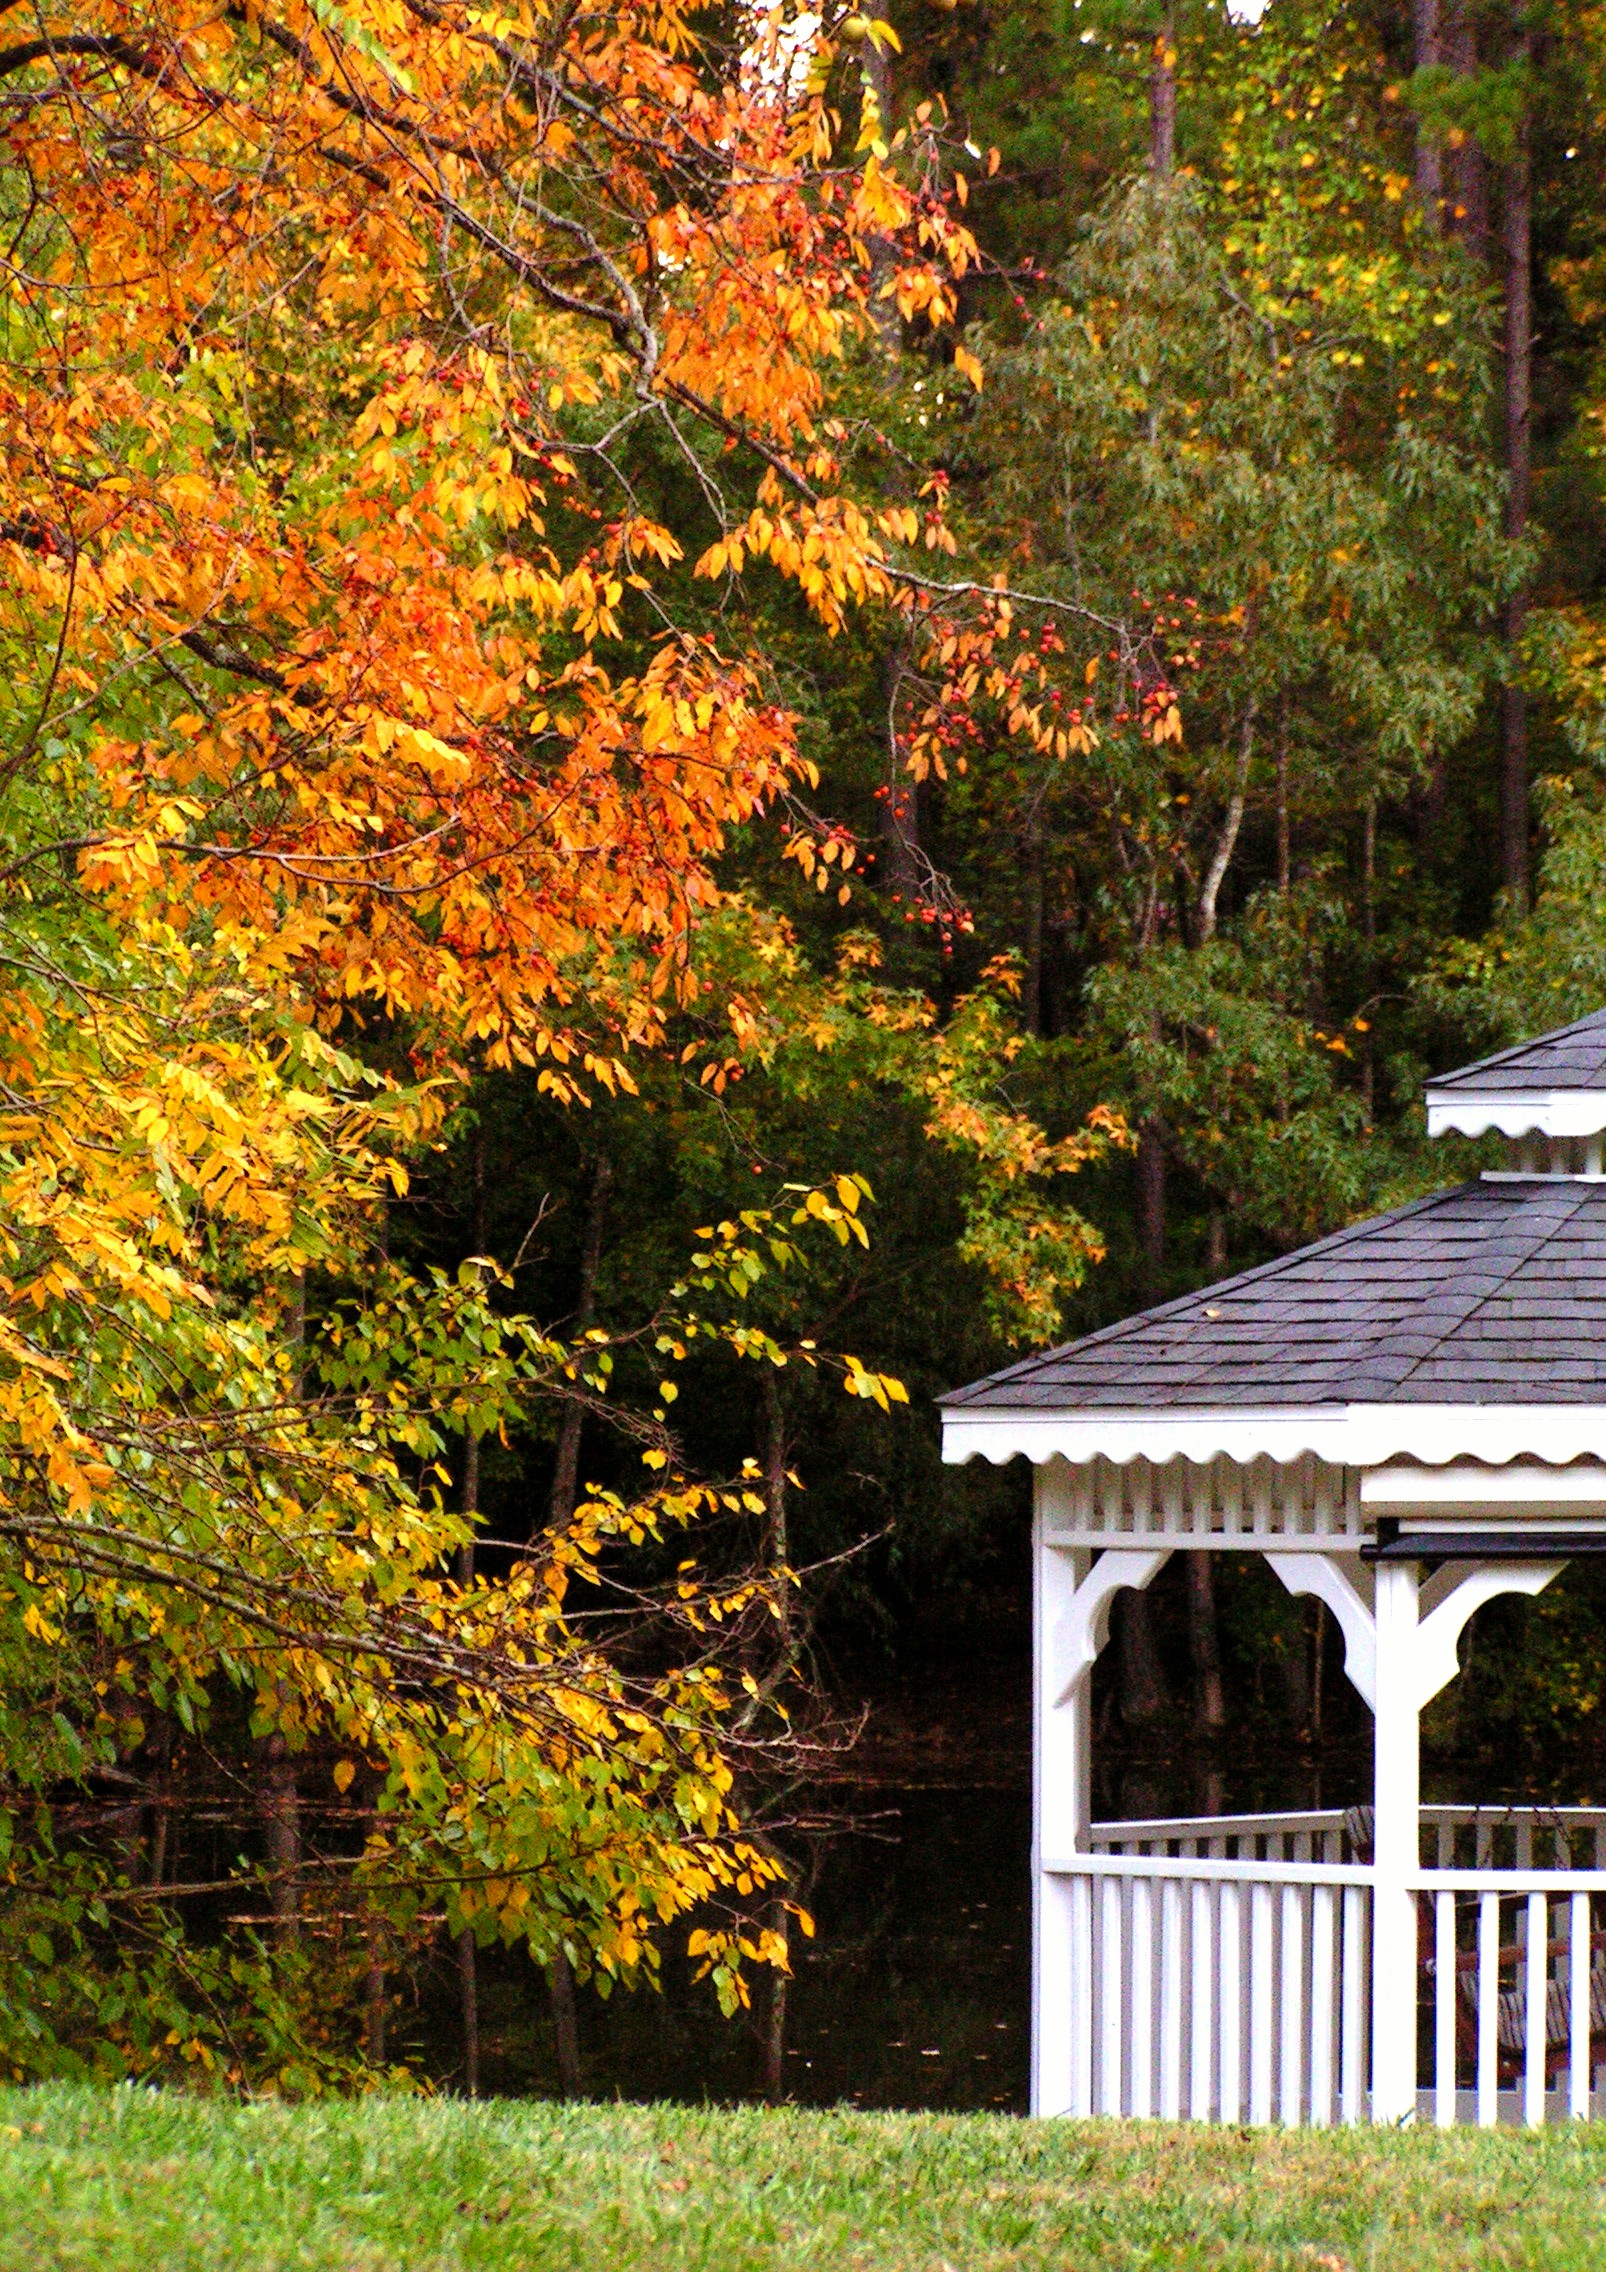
(1050, 1546), (1170, 1707)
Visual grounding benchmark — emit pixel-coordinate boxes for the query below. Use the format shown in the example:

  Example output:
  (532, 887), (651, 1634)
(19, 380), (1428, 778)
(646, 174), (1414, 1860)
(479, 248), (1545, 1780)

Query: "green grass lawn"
(4, 2086), (1606, 2271)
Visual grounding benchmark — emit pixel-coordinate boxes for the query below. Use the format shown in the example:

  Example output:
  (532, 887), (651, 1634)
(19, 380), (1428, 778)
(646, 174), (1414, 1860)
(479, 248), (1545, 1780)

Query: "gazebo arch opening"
(941, 1010), (1606, 2127)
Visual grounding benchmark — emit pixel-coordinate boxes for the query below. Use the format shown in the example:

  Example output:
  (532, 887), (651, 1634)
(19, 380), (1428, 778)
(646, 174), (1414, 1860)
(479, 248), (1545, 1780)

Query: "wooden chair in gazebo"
(941, 1011), (1606, 2127)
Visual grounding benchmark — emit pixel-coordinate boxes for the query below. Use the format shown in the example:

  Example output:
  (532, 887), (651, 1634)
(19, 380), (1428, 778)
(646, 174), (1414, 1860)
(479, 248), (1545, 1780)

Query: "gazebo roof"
(942, 1178), (1606, 1415)
(1425, 1009), (1606, 1138)
(941, 1176), (1606, 1468)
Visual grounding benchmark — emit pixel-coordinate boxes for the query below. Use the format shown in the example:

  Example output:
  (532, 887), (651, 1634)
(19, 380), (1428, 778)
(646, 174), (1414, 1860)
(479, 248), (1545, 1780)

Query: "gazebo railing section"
(1046, 1849), (1372, 2123)
(1047, 1808), (1606, 2124)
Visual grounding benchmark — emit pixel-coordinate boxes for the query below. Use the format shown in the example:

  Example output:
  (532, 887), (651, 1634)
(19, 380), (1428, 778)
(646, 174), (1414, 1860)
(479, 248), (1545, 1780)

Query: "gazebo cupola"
(1424, 1009), (1606, 1177)
(941, 1010), (1606, 2129)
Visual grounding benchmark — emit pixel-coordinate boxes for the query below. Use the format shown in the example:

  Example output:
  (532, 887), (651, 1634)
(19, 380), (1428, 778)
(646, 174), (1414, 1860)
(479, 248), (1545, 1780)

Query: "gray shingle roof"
(1429, 1010), (1606, 1095)
(942, 1177), (1606, 1412)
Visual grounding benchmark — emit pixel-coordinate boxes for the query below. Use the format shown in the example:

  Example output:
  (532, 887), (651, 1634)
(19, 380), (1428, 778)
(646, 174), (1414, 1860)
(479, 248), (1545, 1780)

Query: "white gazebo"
(941, 1011), (1606, 2128)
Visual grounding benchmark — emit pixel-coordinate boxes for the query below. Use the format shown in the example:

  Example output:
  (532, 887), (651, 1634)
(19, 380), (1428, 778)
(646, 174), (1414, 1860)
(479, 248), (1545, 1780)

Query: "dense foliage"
(4, 0), (1606, 2089)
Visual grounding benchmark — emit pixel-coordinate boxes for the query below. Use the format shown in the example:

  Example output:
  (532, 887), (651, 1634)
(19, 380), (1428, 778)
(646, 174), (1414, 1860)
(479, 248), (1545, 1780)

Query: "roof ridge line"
(937, 1182), (1471, 1408)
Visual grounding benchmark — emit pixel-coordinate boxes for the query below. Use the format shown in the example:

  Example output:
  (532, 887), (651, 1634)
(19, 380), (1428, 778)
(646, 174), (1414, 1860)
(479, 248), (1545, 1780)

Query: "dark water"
(415, 1785), (1032, 2111)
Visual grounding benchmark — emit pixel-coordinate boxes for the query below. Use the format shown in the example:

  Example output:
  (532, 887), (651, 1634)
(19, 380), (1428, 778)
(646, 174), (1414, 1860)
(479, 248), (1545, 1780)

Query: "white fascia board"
(1362, 1460), (1606, 1506)
(940, 1404), (1606, 1470)
(1425, 1089), (1606, 1139)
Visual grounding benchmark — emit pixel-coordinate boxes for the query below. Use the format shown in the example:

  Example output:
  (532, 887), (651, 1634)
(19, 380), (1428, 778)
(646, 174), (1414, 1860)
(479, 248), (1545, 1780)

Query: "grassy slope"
(5, 2087), (1606, 2271)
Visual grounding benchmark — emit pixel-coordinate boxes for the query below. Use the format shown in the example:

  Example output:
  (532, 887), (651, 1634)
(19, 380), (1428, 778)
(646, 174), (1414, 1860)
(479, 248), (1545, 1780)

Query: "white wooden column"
(1370, 1560), (1421, 2124)
(1366, 1553), (1564, 2125)
(1033, 1479), (1088, 2119)
(1033, 1461), (1168, 2116)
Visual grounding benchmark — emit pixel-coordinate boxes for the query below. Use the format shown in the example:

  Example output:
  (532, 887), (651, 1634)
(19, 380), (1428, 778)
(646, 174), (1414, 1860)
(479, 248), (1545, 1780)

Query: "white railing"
(1090, 1809), (1357, 1865)
(1412, 1876), (1606, 2125)
(1046, 1809), (1606, 2126)
(1090, 1804), (1606, 1871)
(1047, 1851), (1373, 2123)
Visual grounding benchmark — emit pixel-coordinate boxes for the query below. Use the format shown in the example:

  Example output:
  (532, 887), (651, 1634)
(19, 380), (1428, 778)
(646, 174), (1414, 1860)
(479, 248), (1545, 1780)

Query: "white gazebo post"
(942, 1006), (1606, 2129)
(1369, 1558), (1422, 2124)
(1033, 1458), (1169, 2114)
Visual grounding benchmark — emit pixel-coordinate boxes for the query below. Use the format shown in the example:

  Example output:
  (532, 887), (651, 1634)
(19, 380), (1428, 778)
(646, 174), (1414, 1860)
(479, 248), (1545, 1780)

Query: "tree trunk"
(1275, 699), (1291, 894)
(762, 1367), (793, 1658)
(1197, 705), (1256, 945)
(546, 1151), (613, 1534)
(457, 1127), (487, 1585)
(1186, 1554), (1227, 1735)
(1022, 815), (1045, 1038)
(257, 1730), (301, 1946)
(762, 1897), (790, 2101)
(1361, 795), (1377, 1119)
(549, 1949), (583, 2096)
(1149, 14), (1176, 177)
(365, 1934), (387, 2065)
(1136, 1124), (1166, 1306)
(457, 1929), (480, 2096)
(1414, 0), (1443, 221)
(1500, 60), (1532, 907)
(1118, 1591), (1170, 1728)
(878, 646), (923, 898)
(860, 35), (903, 356)
(1446, 4), (1488, 247)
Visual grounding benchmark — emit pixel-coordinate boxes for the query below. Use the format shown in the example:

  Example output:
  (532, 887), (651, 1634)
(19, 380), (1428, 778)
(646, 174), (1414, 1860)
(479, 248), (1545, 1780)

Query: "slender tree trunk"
(1275, 699), (1291, 894)
(456, 1129), (487, 1585)
(1361, 795), (1377, 1118)
(142, 1719), (172, 1888)
(1500, 62), (1532, 907)
(1186, 1555), (1226, 1735)
(1206, 1212), (1226, 1274)
(1414, 0), (1443, 221)
(546, 1151), (613, 1534)
(1136, 1125), (1166, 1307)
(1119, 1591), (1170, 1727)
(762, 1367), (791, 1639)
(365, 1934), (387, 2065)
(1127, 1112), (1169, 1726)
(549, 1947), (583, 2097)
(258, 1730), (301, 1945)
(1197, 705), (1256, 945)
(1149, 13), (1176, 177)
(763, 1896), (790, 2101)
(878, 646), (922, 897)
(1022, 814), (1045, 1038)
(860, 35), (903, 355)
(457, 1928), (480, 2095)
(539, 1155), (609, 2099)
(1446, 4), (1488, 247)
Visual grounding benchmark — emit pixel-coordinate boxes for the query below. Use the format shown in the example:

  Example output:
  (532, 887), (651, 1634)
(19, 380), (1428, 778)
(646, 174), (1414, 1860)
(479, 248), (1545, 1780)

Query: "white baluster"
(1571, 1890), (1591, 2123)
(1435, 1891), (1456, 2127)
(1160, 1879), (1183, 2121)
(1477, 1892), (1499, 2128)
(1525, 1892), (1547, 2128)
(1131, 1876), (1155, 2118)
(1340, 1886), (1365, 2126)
(1070, 1874), (1094, 2117)
(1226, 1454), (1253, 1544)
(1309, 1884), (1336, 2128)
(1220, 1881), (1243, 2123)
(1279, 1884), (1306, 2126)
(1250, 1881), (1275, 2125)
(1100, 1875), (1125, 2114)
(1190, 1881), (1214, 2119)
